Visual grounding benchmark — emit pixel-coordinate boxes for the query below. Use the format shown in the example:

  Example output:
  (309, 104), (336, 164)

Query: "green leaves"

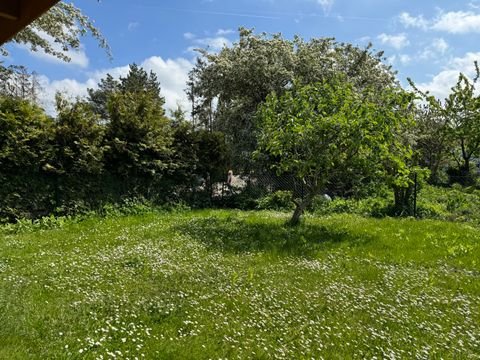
(189, 29), (398, 171)
(411, 64), (480, 185)
(256, 77), (415, 222)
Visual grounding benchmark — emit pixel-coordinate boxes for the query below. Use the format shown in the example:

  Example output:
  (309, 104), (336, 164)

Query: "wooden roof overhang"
(0, 0), (61, 45)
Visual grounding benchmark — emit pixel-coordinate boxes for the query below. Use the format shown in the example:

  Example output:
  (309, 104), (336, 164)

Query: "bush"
(417, 184), (480, 224)
(357, 197), (392, 217)
(313, 198), (359, 215)
(256, 191), (294, 211)
(312, 195), (393, 218)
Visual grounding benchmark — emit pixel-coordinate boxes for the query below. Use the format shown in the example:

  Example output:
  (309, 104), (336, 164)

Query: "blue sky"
(4, 0), (480, 114)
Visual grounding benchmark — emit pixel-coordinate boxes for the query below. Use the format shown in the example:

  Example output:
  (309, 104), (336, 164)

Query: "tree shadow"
(174, 215), (373, 257)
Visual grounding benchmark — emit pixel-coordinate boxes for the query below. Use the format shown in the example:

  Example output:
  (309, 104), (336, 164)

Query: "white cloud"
(141, 56), (193, 111)
(216, 29), (235, 36)
(184, 32), (232, 53)
(183, 30), (234, 53)
(386, 55), (396, 65)
(399, 10), (480, 34)
(37, 76), (97, 115)
(432, 38), (449, 54)
(399, 54), (411, 65)
(128, 22), (140, 31)
(432, 11), (480, 34)
(416, 52), (480, 100)
(377, 33), (410, 50)
(469, 1), (480, 10)
(398, 12), (429, 30)
(188, 36), (231, 52)
(420, 38), (449, 60)
(38, 56), (193, 116)
(183, 32), (196, 40)
(386, 54), (411, 66)
(317, 0), (334, 14)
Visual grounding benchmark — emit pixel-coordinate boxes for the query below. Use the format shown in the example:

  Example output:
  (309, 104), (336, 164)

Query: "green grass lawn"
(1, 210), (479, 359)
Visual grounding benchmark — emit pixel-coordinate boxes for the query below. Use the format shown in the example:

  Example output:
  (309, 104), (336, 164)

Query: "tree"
(409, 65), (480, 185)
(168, 119), (229, 202)
(444, 74), (480, 183)
(103, 76), (172, 195)
(414, 104), (450, 184)
(88, 64), (161, 121)
(1, 2), (109, 62)
(256, 78), (415, 225)
(0, 64), (41, 102)
(188, 28), (397, 171)
(0, 96), (54, 219)
(87, 73), (118, 120)
(49, 95), (106, 209)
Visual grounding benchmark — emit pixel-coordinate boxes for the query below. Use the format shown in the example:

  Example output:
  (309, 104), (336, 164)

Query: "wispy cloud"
(317, 0), (335, 14)
(399, 10), (480, 34)
(216, 29), (235, 36)
(128, 22), (140, 31)
(377, 33), (410, 50)
(419, 38), (449, 60)
(184, 30), (234, 53)
(398, 12), (429, 30)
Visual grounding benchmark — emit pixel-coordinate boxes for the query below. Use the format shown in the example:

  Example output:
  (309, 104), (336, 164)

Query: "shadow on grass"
(175, 215), (373, 256)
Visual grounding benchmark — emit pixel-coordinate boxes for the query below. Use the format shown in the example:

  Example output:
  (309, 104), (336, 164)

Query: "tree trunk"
(393, 185), (414, 216)
(459, 162), (474, 185)
(288, 191), (315, 226)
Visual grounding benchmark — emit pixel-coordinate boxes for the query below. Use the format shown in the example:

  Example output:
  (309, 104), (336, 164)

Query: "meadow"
(1, 210), (480, 359)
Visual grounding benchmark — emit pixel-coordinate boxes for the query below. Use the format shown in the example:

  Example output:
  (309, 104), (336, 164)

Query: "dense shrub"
(256, 191), (294, 211)
(312, 196), (392, 218)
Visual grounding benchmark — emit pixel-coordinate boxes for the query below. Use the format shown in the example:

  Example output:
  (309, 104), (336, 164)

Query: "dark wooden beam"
(0, 0), (20, 20)
(0, 0), (61, 45)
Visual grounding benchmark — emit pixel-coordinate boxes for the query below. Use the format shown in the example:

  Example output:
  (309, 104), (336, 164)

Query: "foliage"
(0, 96), (54, 220)
(313, 196), (393, 218)
(53, 95), (105, 177)
(310, 183), (480, 226)
(188, 28), (398, 171)
(409, 64), (480, 185)
(414, 104), (450, 184)
(47, 96), (106, 211)
(256, 77), (415, 224)
(94, 65), (173, 199)
(444, 73), (480, 183)
(417, 184), (480, 224)
(104, 91), (172, 179)
(88, 64), (163, 121)
(1, 2), (110, 62)
(0, 65), (41, 102)
(256, 190), (294, 211)
(167, 120), (229, 203)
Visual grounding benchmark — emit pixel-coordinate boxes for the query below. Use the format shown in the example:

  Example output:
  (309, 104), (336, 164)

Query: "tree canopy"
(189, 28), (398, 171)
(410, 64), (480, 185)
(256, 77), (415, 225)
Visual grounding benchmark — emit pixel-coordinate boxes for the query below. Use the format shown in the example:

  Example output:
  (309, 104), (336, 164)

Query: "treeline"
(0, 65), (228, 221)
(1, 29), (480, 222)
